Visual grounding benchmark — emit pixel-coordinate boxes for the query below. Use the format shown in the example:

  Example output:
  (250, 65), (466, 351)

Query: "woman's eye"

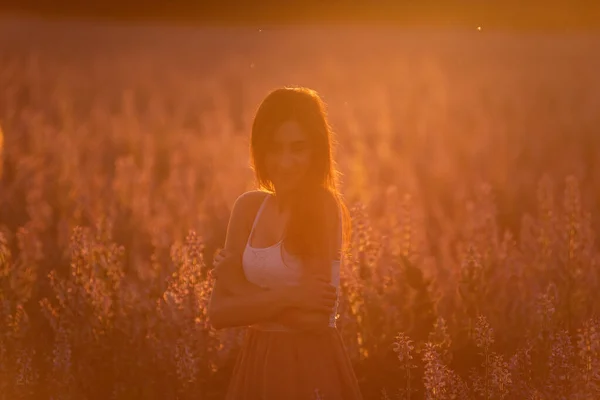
(269, 143), (282, 153)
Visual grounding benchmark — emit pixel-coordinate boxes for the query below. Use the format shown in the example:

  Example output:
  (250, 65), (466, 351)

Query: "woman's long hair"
(250, 87), (350, 265)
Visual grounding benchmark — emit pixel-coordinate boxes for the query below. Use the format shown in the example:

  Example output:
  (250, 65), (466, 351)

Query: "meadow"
(1, 18), (600, 399)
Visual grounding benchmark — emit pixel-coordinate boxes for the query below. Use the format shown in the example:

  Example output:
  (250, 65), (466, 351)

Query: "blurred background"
(1, 2), (600, 400)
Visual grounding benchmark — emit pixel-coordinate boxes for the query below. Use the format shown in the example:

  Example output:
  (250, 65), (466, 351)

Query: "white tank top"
(242, 193), (341, 331)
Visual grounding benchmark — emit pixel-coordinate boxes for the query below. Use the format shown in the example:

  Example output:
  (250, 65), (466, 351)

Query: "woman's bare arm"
(210, 191), (268, 296)
(208, 192), (289, 329)
(208, 191), (341, 331)
(208, 257), (293, 329)
(212, 251), (333, 330)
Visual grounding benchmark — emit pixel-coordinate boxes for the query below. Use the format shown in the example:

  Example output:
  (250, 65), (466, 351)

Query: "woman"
(208, 87), (363, 399)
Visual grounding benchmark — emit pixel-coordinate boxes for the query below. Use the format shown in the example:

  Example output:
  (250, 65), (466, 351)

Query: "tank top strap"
(247, 193), (270, 244)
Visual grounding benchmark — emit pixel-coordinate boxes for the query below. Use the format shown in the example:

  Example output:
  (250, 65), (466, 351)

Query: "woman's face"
(265, 120), (313, 194)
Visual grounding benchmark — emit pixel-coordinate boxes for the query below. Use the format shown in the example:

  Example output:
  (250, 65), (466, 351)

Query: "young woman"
(208, 87), (363, 399)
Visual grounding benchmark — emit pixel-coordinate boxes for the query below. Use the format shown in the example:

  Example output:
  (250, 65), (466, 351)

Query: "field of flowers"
(1, 18), (600, 399)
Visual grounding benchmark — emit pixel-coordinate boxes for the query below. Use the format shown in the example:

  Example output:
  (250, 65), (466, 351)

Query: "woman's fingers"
(317, 302), (335, 313)
(286, 278), (338, 311)
(319, 304), (335, 313)
(317, 282), (337, 297)
(213, 249), (228, 264)
(317, 290), (337, 311)
(320, 288), (337, 300)
(210, 249), (230, 279)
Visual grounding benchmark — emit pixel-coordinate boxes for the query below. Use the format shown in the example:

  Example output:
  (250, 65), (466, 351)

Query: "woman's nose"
(278, 153), (295, 169)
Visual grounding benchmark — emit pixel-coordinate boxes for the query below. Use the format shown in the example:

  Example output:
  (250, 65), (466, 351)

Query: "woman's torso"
(242, 192), (341, 331)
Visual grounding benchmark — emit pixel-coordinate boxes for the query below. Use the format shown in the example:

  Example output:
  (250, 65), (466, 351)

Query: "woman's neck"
(272, 188), (295, 213)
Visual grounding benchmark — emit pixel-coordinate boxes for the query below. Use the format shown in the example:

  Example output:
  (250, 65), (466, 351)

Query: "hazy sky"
(1, 1), (599, 30)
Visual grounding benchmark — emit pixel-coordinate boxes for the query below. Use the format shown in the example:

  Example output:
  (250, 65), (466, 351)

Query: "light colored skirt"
(225, 326), (363, 400)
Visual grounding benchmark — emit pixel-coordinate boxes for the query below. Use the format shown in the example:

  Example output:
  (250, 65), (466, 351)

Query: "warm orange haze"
(1, 18), (600, 399)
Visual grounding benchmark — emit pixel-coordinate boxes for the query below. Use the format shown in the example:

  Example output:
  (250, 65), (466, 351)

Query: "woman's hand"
(210, 249), (230, 279)
(282, 278), (338, 313)
(214, 248), (227, 265)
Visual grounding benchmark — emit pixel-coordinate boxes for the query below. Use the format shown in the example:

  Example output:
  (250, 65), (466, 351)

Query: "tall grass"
(1, 20), (600, 399)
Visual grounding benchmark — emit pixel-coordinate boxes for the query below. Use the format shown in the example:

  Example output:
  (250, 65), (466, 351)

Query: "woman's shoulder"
(232, 190), (270, 222)
(234, 190), (270, 207)
(223, 190), (270, 253)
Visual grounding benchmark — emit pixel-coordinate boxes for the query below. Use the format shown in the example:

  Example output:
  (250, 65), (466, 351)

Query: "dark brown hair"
(250, 87), (350, 265)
